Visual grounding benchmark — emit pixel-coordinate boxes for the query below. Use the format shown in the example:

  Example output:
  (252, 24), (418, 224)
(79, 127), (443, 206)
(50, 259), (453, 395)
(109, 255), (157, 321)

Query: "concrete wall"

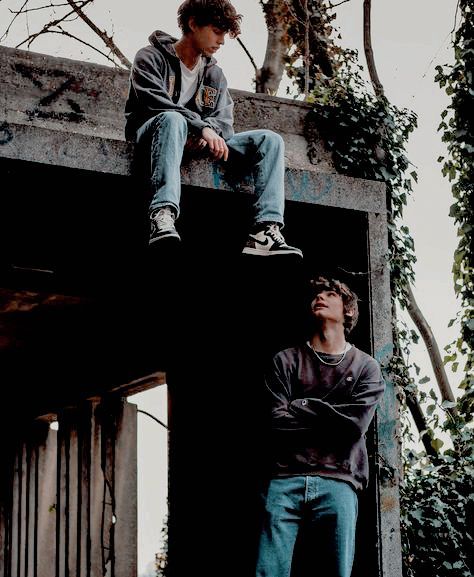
(0, 44), (400, 577)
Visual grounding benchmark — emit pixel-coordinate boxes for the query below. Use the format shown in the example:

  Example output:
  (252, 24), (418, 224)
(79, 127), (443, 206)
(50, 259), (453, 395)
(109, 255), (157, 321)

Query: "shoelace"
(155, 209), (175, 229)
(266, 223), (286, 245)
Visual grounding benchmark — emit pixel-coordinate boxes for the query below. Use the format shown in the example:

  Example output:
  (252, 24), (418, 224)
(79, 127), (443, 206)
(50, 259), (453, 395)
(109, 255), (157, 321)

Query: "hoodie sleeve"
(129, 47), (210, 134)
(200, 74), (234, 140)
(289, 358), (385, 440)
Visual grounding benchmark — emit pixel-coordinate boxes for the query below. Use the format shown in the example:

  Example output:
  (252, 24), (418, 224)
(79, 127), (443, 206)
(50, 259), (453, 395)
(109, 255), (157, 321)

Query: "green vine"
(435, 0), (474, 422)
(298, 18), (473, 576)
(304, 50), (418, 302)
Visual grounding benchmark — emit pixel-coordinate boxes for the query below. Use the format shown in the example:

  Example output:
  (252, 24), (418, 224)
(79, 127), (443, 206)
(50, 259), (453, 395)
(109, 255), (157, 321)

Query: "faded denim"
(135, 111), (285, 225)
(256, 475), (358, 577)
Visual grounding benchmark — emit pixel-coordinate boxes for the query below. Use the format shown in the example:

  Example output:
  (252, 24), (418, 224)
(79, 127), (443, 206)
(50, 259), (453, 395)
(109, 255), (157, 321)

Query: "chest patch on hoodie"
(197, 85), (218, 108)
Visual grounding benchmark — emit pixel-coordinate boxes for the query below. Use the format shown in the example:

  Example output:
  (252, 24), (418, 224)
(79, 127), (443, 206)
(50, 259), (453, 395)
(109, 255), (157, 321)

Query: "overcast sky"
(0, 1), (461, 574)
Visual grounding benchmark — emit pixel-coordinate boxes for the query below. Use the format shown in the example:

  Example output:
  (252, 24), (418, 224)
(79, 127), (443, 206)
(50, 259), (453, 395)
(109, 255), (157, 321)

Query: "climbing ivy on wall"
(296, 12), (474, 577)
(435, 0), (473, 420)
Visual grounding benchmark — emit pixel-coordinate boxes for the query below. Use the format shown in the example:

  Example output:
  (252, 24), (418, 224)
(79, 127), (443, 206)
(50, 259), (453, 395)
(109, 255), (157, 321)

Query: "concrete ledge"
(0, 45), (386, 214)
(0, 120), (385, 213)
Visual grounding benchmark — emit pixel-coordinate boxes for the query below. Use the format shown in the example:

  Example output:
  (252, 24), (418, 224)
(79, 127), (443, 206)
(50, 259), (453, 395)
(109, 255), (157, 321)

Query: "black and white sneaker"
(242, 223), (303, 257)
(149, 206), (181, 245)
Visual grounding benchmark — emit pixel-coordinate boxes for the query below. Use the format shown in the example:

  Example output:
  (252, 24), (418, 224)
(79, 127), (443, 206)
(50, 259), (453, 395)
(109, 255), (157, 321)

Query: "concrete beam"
(0, 45), (385, 214)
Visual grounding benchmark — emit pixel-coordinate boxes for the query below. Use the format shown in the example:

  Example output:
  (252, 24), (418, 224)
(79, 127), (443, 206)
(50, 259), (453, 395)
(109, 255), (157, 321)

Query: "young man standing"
(125, 0), (302, 257)
(256, 277), (385, 577)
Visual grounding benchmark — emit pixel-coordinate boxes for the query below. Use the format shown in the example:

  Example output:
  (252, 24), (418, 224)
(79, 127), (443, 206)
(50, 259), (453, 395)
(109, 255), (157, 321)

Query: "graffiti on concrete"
(0, 122), (13, 145)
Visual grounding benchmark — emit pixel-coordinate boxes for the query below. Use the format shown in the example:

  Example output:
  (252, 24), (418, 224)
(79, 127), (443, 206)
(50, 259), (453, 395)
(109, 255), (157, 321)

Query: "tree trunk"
(256, 0), (288, 94)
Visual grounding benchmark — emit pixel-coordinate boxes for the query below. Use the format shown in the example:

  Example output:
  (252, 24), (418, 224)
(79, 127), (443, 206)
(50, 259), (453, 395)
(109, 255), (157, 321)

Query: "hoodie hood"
(124, 30), (234, 141)
(148, 29), (217, 65)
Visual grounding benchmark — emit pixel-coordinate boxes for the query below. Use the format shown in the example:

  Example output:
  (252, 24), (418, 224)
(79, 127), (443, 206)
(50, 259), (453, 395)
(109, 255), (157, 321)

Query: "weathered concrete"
(0, 44), (400, 577)
(0, 45), (385, 213)
(0, 400), (138, 577)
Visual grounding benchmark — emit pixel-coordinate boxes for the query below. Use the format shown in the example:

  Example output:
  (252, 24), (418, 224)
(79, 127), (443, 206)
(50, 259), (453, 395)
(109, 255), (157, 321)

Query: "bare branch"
(452, 0), (461, 35)
(392, 304), (439, 458)
(10, 2), (74, 14)
(15, 0), (94, 48)
(49, 28), (120, 65)
(1, 0), (29, 42)
(328, 0), (351, 8)
(363, 0), (384, 97)
(236, 37), (258, 72)
(405, 284), (458, 418)
(65, 0), (131, 68)
(405, 389), (439, 458)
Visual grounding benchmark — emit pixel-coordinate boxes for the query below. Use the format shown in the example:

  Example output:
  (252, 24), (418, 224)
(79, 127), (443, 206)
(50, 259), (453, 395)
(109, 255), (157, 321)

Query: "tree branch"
(393, 306), (439, 458)
(405, 284), (458, 418)
(1, 0), (29, 42)
(48, 28), (119, 66)
(65, 0), (131, 68)
(328, 0), (351, 8)
(405, 389), (439, 458)
(236, 37), (257, 72)
(10, 2), (73, 14)
(363, 0), (458, 422)
(15, 0), (94, 48)
(363, 0), (384, 97)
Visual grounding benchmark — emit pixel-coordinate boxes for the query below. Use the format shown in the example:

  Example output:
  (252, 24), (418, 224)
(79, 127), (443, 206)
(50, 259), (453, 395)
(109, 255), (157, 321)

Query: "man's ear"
(188, 16), (197, 32)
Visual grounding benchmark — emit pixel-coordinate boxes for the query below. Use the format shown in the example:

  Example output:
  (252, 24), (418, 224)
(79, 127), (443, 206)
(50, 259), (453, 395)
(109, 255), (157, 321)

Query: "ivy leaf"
(431, 438), (444, 451)
(441, 400), (457, 409)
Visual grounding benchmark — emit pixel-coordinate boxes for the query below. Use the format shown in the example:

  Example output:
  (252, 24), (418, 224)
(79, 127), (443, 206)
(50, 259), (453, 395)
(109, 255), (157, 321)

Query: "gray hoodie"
(125, 30), (234, 141)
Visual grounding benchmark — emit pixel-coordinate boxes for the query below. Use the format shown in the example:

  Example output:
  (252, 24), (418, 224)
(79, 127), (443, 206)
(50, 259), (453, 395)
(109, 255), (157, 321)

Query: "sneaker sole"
(242, 247), (303, 257)
(149, 232), (181, 245)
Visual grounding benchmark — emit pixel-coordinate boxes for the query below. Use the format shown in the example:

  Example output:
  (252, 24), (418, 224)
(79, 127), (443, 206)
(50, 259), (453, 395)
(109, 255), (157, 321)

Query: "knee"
(155, 111), (188, 134)
(261, 129), (284, 150)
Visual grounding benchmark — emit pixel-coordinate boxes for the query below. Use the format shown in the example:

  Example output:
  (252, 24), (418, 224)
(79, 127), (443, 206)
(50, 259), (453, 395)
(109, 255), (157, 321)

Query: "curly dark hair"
(309, 276), (360, 336)
(177, 0), (242, 38)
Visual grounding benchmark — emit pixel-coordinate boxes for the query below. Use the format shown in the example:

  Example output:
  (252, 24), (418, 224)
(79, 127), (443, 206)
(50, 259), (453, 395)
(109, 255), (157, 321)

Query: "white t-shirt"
(178, 57), (205, 106)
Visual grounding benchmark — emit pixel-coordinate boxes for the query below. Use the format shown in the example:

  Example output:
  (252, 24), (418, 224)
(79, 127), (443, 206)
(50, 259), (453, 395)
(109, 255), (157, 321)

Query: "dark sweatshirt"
(124, 30), (234, 141)
(265, 343), (385, 491)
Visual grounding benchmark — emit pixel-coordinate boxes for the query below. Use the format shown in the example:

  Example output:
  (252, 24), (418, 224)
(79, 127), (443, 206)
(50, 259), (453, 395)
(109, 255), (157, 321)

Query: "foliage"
(400, 408), (474, 577)
(298, 12), (474, 575)
(304, 49), (418, 302)
(398, 6), (474, 573)
(435, 0), (474, 421)
(258, 0), (343, 94)
(155, 514), (168, 577)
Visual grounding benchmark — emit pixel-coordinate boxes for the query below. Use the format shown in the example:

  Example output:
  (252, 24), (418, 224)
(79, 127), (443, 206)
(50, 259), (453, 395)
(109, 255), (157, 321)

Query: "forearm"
(289, 381), (385, 438)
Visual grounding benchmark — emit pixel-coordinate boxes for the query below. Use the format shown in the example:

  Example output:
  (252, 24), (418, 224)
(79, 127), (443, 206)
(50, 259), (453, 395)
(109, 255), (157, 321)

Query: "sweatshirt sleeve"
(129, 47), (209, 134)
(265, 353), (312, 434)
(289, 359), (385, 439)
(201, 74), (234, 140)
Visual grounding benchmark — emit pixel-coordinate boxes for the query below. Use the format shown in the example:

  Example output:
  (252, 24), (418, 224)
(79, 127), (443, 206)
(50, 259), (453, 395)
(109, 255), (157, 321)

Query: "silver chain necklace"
(307, 341), (350, 366)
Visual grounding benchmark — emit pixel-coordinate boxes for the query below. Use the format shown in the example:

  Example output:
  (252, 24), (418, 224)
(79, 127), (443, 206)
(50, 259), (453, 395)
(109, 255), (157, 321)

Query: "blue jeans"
(256, 476), (358, 577)
(135, 111), (285, 225)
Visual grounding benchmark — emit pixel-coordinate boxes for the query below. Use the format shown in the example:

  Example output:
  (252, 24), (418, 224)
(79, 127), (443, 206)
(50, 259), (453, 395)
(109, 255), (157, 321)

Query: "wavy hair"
(178, 0), (242, 38)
